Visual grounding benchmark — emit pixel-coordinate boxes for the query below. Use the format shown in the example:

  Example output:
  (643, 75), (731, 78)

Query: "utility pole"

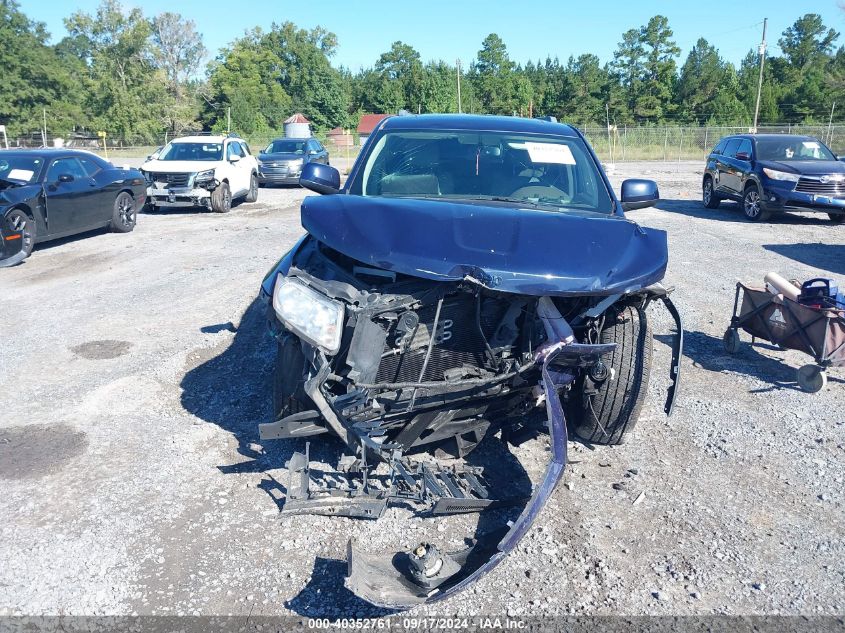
(827, 102), (836, 145)
(752, 18), (768, 132)
(605, 103), (613, 164)
(42, 108), (47, 146)
(226, 107), (231, 134)
(456, 59), (463, 114)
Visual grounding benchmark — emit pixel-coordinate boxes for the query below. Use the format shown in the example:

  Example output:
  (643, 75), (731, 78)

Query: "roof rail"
(535, 116), (558, 123)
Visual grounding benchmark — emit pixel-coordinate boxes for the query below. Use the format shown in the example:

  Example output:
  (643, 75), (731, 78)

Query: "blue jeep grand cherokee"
(703, 134), (845, 223)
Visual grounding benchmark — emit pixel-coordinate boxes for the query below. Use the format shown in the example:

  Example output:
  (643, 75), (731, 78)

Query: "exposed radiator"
(374, 295), (505, 383)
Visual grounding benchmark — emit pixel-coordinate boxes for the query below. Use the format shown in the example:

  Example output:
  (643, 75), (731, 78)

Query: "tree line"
(1, 0), (843, 143)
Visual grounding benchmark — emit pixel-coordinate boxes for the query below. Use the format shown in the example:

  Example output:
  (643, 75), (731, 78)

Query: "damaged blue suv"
(258, 114), (682, 608)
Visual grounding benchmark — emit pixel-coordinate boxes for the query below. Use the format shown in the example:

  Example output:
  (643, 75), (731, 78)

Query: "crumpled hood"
(300, 195), (668, 296)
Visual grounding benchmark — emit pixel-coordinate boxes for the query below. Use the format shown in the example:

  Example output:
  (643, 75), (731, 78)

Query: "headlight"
(273, 276), (344, 354)
(762, 168), (800, 182)
(194, 169), (215, 184)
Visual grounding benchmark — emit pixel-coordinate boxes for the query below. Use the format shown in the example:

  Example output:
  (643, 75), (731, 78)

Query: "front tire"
(7, 208), (36, 259)
(702, 177), (721, 209)
(245, 173), (259, 203)
(743, 184), (771, 221)
(110, 192), (137, 233)
(211, 181), (232, 213)
(571, 305), (653, 445)
(273, 335), (314, 421)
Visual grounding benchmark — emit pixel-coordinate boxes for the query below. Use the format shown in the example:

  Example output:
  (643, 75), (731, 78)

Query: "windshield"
(0, 154), (44, 183)
(264, 140), (307, 154)
(349, 130), (613, 214)
(756, 138), (836, 162)
(158, 142), (223, 161)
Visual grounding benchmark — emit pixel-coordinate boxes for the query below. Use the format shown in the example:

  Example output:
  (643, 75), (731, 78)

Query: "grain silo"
(284, 113), (311, 138)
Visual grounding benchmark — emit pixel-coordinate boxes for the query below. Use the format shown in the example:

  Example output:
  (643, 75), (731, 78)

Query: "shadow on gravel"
(180, 297), (290, 473)
(763, 243), (845, 275)
(655, 199), (834, 225)
(286, 557), (398, 618)
(656, 330), (844, 391)
(31, 227), (110, 252)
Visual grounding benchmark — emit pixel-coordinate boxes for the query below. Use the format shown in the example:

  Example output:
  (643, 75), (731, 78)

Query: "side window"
(239, 141), (251, 156)
(315, 140), (324, 152)
(712, 139), (728, 155)
(46, 157), (86, 182)
(226, 142), (244, 160)
(723, 139), (741, 158)
(737, 139), (752, 159)
(78, 157), (101, 177)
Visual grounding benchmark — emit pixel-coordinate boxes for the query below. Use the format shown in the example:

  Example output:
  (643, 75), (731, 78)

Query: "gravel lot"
(0, 161), (843, 619)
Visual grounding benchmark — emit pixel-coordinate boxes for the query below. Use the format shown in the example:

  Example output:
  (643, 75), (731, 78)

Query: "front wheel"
(743, 185), (771, 221)
(273, 335), (314, 421)
(570, 305), (653, 445)
(7, 208), (36, 258)
(110, 192), (137, 233)
(245, 173), (258, 203)
(211, 181), (231, 213)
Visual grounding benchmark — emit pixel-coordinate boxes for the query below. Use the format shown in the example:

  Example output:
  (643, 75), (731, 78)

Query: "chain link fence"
(581, 124), (845, 163)
(4, 124), (844, 166)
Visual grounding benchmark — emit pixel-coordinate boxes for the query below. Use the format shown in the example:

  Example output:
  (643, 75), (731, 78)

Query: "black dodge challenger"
(0, 149), (146, 266)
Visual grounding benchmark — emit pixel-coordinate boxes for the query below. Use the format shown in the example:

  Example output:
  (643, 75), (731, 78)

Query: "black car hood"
(300, 195), (668, 296)
(758, 159), (845, 176)
(259, 152), (305, 162)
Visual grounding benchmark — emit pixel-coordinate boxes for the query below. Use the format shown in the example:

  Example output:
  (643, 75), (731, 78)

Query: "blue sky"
(20, 0), (845, 71)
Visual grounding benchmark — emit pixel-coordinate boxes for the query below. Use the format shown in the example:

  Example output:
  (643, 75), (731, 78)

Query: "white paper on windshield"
(525, 142), (576, 165)
(802, 141), (820, 149)
(8, 169), (33, 181)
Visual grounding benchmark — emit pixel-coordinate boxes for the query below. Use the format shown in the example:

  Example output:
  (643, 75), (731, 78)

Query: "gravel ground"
(0, 161), (843, 619)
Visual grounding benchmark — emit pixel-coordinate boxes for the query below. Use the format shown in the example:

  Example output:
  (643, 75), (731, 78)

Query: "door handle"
(88, 179), (97, 187)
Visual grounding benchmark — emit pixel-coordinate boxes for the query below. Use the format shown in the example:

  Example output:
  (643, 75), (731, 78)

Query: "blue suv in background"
(702, 134), (845, 223)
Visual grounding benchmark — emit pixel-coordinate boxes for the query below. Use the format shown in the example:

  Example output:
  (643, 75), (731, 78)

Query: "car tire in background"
(702, 176), (721, 209)
(211, 181), (232, 213)
(742, 183), (771, 221)
(570, 305), (653, 445)
(110, 192), (137, 233)
(245, 173), (259, 203)
(829, 213), (844, 224)
(7, 208), (36, 259)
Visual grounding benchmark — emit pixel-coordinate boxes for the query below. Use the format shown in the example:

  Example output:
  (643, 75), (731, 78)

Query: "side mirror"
(620, 178), (659, 211)
(308, 149), (318, 155)
(300, 162), (341, 195)
(58, 174), (75, 183)
(229, 154), (241, 163)
(735, 151), (751, 161)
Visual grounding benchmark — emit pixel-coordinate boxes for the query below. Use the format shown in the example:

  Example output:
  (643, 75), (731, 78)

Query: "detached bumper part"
(345, 341), (609, 608)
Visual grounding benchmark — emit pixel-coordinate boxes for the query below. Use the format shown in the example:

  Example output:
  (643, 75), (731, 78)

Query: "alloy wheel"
(9, 211), (33, 252)
(118, 194), (136, 228)
(744, 189), (761, 218)
(703, 181), (712, 205)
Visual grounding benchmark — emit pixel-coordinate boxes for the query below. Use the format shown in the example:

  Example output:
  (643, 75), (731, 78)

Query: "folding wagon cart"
(724, 282), (845, 392)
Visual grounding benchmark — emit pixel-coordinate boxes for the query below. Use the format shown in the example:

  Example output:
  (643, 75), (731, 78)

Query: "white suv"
(140, 134), (259, 213)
